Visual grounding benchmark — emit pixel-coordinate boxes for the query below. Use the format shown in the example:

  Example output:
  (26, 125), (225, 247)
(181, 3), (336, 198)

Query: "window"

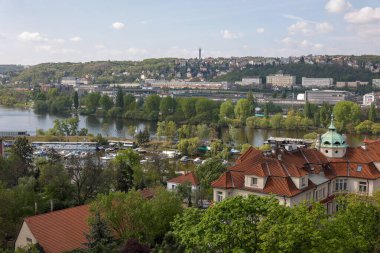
(357, 164), (362, 172)
(315, 188), (326, 201)
(251, 177), (258, 186)
(359, 182), (367, 193)
(171, 185), (175, 190)
(217, 191), (223, 202)
(335, 150), (338, 154)
(26, 237), (32, 243)
(325, 150), (329, 153)
(301, 177), (306, 187)
(335, 179), (347, 192)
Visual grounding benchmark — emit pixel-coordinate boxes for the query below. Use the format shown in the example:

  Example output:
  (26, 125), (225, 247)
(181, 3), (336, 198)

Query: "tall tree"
(113, 149), (141, 192)
(73, 91), (79, 110)
(234, 99), (251, 122)
(116, 87), (124, 108)
(85, 212), (117, 253)
(368, 102), (377, 122)
(219, 100), (235, 120)
(99, 94), (114, 111)
(333, 101), (361, 132)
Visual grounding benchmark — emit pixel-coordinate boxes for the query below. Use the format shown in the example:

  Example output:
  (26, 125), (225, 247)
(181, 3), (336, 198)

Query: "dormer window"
(251, 177), (258, 186)
(357, 164), (362, 172)
(334, 141), (340, 145)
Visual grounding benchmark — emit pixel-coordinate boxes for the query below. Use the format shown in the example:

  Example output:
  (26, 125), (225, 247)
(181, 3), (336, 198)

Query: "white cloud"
(344, 7), (380, 24)
(256, 27), (265, 33)
(315, 22), (334, 33)
(112, 22), (125, 30)
(325, 0), (351, 13)
(288, 21), (312, 35)
(18, 32), (48, 42)
(69, 36), (82, 42)
(127, 47), (148, 55)
(95, 44), (105, 49)
(288, 21), (333, 35)
(140, 20), (148, 25)
(220, 29), (244, 39)
(280, 37), (324, 51)
(35, 45), (78, 54)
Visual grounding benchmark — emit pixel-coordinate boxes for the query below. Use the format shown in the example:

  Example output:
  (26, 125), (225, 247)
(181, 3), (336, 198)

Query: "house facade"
(167, 172), (200, 192)
(212, 119), (380, 214)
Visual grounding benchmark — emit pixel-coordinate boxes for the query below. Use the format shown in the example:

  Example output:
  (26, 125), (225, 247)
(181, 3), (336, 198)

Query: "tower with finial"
(319, 114), (347, 158)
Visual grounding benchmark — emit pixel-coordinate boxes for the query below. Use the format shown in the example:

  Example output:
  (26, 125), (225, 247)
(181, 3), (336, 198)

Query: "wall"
(15, 222), (37, 250)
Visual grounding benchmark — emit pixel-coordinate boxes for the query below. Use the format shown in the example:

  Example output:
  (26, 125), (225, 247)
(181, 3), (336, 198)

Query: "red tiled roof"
(211, 171), (244, 189)
(24, 205), (90, 253)
(235, 147), (262, 164)
(167, 172), (199, 186)
(326, 162), (380, 179)
(262, 177), (315, 197)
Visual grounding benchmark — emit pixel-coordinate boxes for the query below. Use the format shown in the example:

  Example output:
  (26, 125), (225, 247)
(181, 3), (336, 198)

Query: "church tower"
(319, 115), (347, 158)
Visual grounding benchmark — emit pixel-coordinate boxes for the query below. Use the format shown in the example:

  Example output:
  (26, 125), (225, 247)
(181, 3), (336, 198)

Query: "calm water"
(0, 106), (366, 147)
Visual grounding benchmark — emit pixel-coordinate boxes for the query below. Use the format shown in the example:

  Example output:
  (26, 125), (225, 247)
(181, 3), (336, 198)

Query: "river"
(0, 106), (366, 147)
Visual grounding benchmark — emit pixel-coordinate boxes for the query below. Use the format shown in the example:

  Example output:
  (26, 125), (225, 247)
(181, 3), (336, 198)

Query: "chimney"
(50, 199), (54, 212)
(278, 154), (282, 161)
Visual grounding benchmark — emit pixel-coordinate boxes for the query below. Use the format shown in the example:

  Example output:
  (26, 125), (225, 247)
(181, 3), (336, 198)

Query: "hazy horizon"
(1, 0), (379, 65)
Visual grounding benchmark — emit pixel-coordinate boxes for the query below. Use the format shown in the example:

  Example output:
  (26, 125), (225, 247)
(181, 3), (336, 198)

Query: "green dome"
(320, 118), (347, 148)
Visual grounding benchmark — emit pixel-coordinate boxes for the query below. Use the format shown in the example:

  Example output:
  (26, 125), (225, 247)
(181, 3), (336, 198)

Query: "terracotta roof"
(326, 162), (380, 180)
(24, 205), (90, 253)
(235, 147), (262, 164)
(167, 172), (199, 186)
(262, 177), (315, 197)
(211, 171), (244, 189)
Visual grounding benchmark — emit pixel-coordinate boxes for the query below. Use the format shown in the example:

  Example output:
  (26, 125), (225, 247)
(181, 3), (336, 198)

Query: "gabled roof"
(24, 205), (90, 253)
(167, 172), (199, 186)
(326, 162), (380, 180)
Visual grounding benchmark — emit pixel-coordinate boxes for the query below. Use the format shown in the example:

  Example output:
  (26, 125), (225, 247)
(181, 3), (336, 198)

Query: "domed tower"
(319, 114), (347, 158)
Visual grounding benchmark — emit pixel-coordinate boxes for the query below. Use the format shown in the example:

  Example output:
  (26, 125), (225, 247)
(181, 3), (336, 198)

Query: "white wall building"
(301, 77), (333, 88)
(266, 74), (296, 88)
(212, 119), (380, 214)
(363, 92), (375, 106)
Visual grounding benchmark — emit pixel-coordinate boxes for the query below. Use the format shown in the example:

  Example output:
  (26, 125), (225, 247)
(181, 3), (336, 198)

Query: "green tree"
(85, 212), (117, 253)
(160, 96), (176, 118)
(116, 87), (124, 108)
(113, 149), (140, 192)
(143, 95), (161, 120)
(176, 182), (193, 207)
(172, 195), (279, 253)
(304, 101), (312, 119)
(333, 101), (361, 132)
(234, 99), (251, 122)
(85, 92), (101, 112)
(73, 91), (79, 110)
(355, 120), (374, 134)
(124, 94), (136, 111)
(259, 202), (327, 253)
(219, 100), (235, 120)
(270, 113), (283, 129)
(368, 102), (377, 122)
(99, 95), (114, 111)
(177, 138), (200, 156)
(319, 103), (333, 127)
(195, 157), (226, 199)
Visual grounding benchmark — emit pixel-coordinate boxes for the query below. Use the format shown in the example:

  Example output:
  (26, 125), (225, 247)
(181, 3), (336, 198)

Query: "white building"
(363, 92), (375, 106)
(212, 119), (380, 214)
(266, 74), (296, 88)
(167, 172), (199, 192)
(301, 77), (333, 88)
(336, 81), (369, 88)
(373, 79), (380, 89)
(236, 77), (262, 86)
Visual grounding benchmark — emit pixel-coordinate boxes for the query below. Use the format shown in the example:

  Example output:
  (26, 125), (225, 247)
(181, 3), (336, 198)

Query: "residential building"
(363, 92), (375, 106)
(336, 81), (369, 88)
(304, 90), (350, 105)
(373, 79), (380, 89)
(167, 172), (199, 192)
(301, 77), (333, 88)
(236, 77), (262, 86)
(15, 205), (90, 253)
(266, 74), (296, 88)
(212, 119), (380, 214)
(61, 77), (78, 87)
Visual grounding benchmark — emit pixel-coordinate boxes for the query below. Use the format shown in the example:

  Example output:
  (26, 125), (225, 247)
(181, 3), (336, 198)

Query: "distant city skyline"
(0, 0), (379, 65)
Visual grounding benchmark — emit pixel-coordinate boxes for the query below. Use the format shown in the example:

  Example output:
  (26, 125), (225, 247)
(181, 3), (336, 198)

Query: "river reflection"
(0, 106), (369, 147)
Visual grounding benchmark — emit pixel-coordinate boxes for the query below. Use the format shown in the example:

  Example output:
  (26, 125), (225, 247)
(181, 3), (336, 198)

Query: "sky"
(0, 0), (379, 65)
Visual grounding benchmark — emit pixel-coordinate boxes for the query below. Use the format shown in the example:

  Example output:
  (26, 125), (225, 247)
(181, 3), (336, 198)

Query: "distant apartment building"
(363, 92), (375, 106)
(236, 77), (262, 86)
(336, 81), (369, 89)
(266, 74), (296, 88)
(144, 80), (229, 90)
(373, 79), (380, 89)
(61, 77), (78, 86)
(305, 90), (350, 105)
(301, 77), (333, 88)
